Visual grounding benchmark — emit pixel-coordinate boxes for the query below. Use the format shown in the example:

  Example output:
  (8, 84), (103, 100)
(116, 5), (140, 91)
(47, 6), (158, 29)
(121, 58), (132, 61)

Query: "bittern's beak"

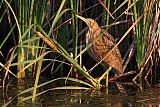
(76, 15), (90, 26)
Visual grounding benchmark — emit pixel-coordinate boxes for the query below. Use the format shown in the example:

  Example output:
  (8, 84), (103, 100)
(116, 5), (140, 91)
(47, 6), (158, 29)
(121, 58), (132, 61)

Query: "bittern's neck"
(86, 27), (101, 45)
(89, 27), (101, 38)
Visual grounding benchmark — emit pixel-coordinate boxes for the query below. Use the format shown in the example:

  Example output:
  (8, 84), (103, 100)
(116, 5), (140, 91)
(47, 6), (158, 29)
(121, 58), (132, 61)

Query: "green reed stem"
(106, 0), (110, 26)
(32, 0), (67, 102)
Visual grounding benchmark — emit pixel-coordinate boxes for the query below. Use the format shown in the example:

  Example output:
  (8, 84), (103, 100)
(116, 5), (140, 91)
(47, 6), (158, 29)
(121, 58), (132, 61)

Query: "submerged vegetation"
(0, 0), (160, 106)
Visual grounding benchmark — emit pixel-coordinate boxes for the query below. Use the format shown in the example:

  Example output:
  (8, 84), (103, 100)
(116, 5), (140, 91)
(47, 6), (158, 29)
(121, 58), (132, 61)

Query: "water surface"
(1, 78), (160, 107)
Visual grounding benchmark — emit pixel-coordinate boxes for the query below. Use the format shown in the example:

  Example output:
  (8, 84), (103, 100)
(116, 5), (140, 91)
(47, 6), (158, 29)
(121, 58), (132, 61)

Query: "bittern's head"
(76, 15), (100, 32)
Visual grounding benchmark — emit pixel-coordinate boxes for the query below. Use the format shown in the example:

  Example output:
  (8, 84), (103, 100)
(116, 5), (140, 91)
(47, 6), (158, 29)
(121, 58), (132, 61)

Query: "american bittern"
(77, 15), (124, 75)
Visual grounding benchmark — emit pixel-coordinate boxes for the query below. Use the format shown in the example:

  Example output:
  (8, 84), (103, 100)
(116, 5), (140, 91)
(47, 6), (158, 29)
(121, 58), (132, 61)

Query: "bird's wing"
(96, 31), (123, 73)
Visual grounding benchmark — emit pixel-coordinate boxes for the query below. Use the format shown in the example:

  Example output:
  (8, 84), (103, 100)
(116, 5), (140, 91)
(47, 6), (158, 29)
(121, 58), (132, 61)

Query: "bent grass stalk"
(36, 31), (98, 86)
(2, 77), (92, 107)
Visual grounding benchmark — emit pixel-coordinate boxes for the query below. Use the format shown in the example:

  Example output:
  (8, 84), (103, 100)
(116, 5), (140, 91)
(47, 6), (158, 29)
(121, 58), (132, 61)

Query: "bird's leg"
(98, 66), (112, 88)
(105, 68), (109, 88)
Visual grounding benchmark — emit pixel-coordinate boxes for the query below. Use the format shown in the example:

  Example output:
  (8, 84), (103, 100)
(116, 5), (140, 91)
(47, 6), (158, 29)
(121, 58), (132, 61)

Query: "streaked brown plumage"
(77, 16), (123, 75)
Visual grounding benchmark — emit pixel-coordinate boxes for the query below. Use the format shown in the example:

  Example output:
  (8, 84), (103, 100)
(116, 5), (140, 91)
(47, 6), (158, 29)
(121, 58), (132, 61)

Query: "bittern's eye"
(88, 21), (92, 25)
(89, 21), (94, 26)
